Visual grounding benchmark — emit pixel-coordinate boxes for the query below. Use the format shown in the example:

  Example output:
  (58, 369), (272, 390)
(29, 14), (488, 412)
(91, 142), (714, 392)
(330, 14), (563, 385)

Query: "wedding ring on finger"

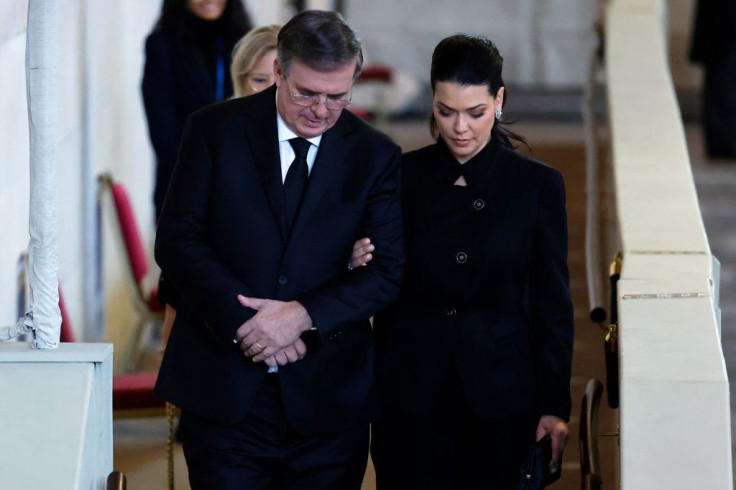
(254, 341), (264, 353)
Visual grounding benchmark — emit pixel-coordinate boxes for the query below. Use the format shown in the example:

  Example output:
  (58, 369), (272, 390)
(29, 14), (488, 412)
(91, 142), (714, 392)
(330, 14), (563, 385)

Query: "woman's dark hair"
(277, 10), (363, 80)
(429, 34), (525, 149)
(156, 0), (251, 45)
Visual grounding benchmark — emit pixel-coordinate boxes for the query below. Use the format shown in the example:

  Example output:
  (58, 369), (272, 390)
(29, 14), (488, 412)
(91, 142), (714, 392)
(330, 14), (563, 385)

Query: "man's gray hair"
(277, 10), (363, 80)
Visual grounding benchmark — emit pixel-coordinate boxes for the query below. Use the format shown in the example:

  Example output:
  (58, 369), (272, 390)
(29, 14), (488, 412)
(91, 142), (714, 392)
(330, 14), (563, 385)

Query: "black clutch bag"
(519, 435), (562, 489)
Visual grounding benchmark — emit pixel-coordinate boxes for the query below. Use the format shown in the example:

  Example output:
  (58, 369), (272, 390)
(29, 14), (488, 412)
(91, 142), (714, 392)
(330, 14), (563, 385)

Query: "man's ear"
(274, 59), (283, 87)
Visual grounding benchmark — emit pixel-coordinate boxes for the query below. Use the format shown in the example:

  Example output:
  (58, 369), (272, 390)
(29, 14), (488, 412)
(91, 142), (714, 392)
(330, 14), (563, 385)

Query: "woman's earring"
(495, 107), (503, 120)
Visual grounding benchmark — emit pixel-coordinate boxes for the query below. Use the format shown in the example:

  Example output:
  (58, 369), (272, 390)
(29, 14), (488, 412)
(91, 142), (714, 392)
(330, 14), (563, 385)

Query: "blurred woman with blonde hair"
(230, 24), (280, 97)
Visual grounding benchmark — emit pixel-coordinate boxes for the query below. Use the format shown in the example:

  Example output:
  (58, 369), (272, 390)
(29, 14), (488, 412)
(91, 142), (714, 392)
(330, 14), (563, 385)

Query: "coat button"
(446, 308), (457, 317)
(278, 275), (288, 285)
(473, 198), (485, 210)
(456, 252), (468, 264)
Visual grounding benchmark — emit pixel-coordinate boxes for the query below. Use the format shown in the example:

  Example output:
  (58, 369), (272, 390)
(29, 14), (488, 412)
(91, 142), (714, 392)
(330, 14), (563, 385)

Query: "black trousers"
(371, 365), (535, 490)
(180, 375), (369, 489)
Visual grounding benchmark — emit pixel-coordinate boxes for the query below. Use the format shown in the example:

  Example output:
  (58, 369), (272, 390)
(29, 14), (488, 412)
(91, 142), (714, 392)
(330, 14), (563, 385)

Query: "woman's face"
(186, 0), (227, 21)
(242, 49), (277, 96)
(433, 81), (504, 163)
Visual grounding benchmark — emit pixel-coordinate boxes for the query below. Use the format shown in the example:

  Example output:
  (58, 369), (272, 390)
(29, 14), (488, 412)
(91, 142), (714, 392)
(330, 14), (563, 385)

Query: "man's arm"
(297, 145), (404, 332)
(155, 113), (257, 348)
(234, 141), (403, 361)
(529, 169), (574, 421)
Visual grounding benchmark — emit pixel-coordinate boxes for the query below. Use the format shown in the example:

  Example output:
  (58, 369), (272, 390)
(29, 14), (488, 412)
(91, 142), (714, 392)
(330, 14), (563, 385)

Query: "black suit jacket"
(154, 86), (404, 435)
(374, 138), (573, 422)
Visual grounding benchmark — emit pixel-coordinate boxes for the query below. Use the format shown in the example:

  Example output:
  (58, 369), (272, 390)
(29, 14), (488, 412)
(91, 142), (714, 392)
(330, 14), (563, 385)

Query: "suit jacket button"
(456, 252), (468, 264)
(473, 198), (485, 210)
(278, 275), (288, 285)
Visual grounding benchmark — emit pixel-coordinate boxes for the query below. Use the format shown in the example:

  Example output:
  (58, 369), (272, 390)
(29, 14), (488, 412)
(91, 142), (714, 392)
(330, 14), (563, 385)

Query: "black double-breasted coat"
(374, 137), (573, 423)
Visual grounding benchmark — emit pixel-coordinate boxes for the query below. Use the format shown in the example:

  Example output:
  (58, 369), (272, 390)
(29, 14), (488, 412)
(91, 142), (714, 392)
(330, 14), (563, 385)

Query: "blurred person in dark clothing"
(142, 0), (251, 221)
(230, 24), (280, 98)
(690, 0), (736, 160)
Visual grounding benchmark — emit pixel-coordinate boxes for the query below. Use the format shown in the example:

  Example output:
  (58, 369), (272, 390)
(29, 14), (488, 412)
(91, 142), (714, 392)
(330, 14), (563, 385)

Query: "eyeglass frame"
(283, 77), (352, 110)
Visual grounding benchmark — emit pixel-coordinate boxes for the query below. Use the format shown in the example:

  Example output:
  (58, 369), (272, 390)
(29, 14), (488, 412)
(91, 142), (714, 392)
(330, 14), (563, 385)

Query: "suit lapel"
(287, 113), (356, 244)
(243, 86), (288, 241)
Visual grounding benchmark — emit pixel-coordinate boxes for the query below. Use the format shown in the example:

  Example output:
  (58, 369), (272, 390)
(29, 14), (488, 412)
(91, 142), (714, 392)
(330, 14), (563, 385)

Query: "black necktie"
(284, 137), (311, 230)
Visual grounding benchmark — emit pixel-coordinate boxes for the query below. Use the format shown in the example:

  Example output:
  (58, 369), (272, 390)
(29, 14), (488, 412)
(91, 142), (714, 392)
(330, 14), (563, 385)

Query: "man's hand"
(235, 295), (313, 363)
(263, 338), (308, 367)
(535, 415), (570, 472)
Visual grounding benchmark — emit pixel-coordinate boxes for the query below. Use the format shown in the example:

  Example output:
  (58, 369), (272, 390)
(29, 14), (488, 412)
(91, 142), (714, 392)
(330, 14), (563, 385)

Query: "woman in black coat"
(142, 0), (251, 221)
(354, 35), (574, 489)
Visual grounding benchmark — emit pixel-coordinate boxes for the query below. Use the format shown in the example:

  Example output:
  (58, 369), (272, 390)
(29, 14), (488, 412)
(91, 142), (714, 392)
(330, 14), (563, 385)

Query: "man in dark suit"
(154, 10), (404, 489)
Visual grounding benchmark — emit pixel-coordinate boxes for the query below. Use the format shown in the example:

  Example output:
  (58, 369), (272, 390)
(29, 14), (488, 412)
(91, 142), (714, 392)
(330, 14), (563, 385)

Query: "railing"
(583, 3), (608, 326)
(106, 471), (126, 490)
(583, 0), (732, 488)
(579, 379), (604, 490)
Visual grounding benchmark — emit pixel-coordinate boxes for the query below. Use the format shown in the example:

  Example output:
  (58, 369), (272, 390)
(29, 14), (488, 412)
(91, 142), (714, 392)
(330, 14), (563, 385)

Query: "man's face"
(274, 58), (356, 139)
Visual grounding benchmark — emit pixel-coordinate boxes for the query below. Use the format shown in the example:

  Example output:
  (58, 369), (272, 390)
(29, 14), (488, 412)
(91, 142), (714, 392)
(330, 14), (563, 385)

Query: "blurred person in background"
(142, 0), (252, 222)
(231, 24), (280, 98)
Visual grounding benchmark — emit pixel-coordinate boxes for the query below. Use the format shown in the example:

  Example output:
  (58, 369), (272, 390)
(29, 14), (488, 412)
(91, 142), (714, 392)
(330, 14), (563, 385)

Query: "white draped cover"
(0, 0), (60, 348)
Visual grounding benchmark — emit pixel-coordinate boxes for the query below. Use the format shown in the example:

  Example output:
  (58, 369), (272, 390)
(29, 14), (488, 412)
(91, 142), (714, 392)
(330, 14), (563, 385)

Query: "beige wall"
(346, 0), (597, 88)
(345, 0), (700, 92)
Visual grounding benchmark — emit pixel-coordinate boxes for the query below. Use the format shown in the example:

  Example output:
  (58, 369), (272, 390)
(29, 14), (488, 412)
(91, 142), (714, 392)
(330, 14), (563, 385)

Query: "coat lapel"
(243, 86), (288, 241)
(286, 113), (357, 244)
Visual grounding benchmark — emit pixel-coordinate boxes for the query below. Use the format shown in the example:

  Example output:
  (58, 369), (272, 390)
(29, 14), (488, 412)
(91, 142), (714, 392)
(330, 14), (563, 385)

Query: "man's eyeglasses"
(284, 78), (352, 110)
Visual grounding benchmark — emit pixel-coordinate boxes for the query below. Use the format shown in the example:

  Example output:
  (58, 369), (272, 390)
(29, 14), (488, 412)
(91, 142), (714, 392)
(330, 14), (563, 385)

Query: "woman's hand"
(349, 237), (374, 269)
(535, 415), (570, 472)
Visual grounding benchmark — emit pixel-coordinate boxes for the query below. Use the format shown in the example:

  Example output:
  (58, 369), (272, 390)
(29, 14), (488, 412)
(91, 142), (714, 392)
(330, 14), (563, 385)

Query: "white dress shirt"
(276, 111), (322, 182)
(265, 112), (322, 373)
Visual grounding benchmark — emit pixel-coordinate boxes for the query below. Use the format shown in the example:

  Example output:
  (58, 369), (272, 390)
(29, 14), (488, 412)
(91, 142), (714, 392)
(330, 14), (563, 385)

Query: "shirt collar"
(276, 104), (322, 148)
